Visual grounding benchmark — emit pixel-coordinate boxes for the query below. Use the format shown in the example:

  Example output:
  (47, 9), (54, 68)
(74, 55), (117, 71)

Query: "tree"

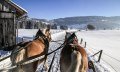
(87, 24), (95, 30)
(60, 25), (68, 30)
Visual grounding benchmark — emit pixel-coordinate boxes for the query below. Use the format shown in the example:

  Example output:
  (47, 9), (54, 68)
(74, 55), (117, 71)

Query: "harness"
(36, 36), (49, 52)
(0, 32), (78, 71)
(34, 29), (49, 50)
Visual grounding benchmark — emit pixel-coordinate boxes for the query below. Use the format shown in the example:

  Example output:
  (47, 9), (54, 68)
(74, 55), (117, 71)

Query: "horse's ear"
(35, 29), (44, 39)
(38, 29), (41, 32)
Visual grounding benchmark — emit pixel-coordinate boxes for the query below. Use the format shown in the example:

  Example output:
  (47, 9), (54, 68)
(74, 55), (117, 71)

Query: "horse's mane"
(34, 29), (46, 40)
(61, 32), (78, 60)
(65, 32), (77, 44)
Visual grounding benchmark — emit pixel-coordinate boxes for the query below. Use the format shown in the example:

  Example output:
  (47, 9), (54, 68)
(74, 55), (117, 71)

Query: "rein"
(0, 44), (63, 71)
(0, 39), (62, 63)
(0, 36), (49, 62)
(0, 32), (77, 71)
(51, 40), (64, 42)
(18, 39), (64, 63)
(3, 41), (64, 71)
(0, 32), (74, 62)
(37, 36), (49, 51)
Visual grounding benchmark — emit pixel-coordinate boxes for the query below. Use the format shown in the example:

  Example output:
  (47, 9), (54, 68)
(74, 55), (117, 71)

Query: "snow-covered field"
(76, 30), (120, 72)
(0, 29), (120, 72)
(17, 29), (63, 42)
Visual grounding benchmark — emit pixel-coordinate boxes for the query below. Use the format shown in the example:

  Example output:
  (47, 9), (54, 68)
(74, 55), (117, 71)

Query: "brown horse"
(60, 32), (88, 72)
(10, 28), (51, 72)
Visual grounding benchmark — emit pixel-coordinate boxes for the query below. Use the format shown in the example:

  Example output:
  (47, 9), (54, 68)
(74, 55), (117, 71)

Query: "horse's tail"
(71, 50), (82, 64)
(67, 50), (82, 72)
(11, 48), (26, 65)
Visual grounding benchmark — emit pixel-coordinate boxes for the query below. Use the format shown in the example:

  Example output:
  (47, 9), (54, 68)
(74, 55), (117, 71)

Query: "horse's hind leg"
(44, 62), (48, 71)
(41, 58), (48, 71)
(33, 61), (39, 71)
(33, 57), (48, 72)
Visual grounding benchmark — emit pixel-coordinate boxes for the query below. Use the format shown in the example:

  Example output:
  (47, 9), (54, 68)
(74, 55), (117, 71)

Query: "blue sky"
(13, 0), (120, 20)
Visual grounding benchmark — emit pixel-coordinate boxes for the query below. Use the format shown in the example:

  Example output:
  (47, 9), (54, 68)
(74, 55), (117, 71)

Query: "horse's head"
(65, 32), (72, 41)
(35, 29), (44, 39)
(64, 32), (79, 54)
(35, 28), (52, 42)
(43, 28), (52, 42)
(65, 32), (78, 44)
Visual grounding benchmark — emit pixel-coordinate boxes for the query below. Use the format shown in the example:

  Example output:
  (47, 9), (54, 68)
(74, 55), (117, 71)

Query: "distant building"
(0, 0), (27, 48)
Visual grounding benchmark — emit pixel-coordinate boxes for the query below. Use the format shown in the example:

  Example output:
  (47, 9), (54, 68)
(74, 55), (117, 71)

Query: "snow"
(0, 29), (120, 72)
(17, 29), (63, 42)
(76, 30), (120, 72)
(18, 29), (63, 38)
(0, 52), (11, 72)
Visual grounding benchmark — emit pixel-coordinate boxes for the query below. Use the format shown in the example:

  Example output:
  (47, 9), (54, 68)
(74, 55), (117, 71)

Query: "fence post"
(84, 42), (86, 48)
(98, 50), (103, 62)
(80, 38), (83, 44)
(33, 35), (35, 40)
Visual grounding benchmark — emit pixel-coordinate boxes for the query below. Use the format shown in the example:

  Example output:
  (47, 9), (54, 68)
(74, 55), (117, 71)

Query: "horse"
(10, 28), (52, 72)
(60, 32), (88, 72)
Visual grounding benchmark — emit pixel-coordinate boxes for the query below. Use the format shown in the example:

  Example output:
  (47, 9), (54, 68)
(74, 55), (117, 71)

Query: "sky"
(13, 0), (120, 20)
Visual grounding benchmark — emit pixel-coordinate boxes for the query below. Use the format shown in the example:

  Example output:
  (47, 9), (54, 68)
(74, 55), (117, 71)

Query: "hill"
(52, 16), (120, 29)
